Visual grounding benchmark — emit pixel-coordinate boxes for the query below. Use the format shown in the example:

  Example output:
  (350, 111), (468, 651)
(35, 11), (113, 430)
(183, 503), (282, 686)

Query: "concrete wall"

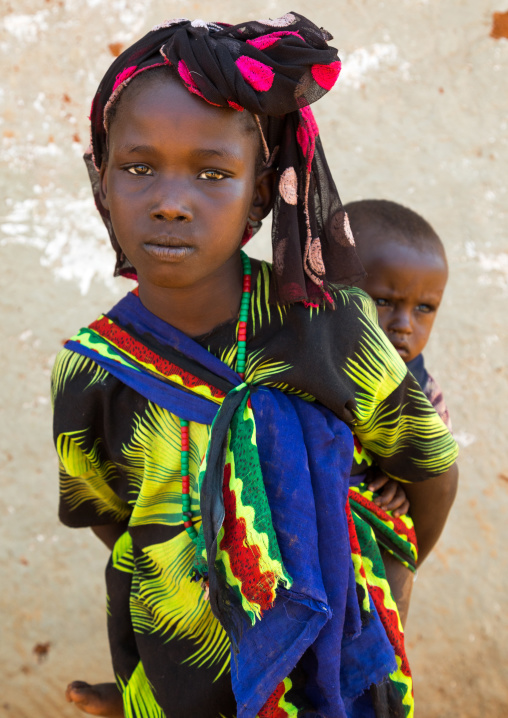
(1, 1), (507, 715)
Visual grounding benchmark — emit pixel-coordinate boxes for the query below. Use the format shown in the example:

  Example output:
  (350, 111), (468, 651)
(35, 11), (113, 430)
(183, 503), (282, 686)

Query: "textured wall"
(1, 1), (507, 715)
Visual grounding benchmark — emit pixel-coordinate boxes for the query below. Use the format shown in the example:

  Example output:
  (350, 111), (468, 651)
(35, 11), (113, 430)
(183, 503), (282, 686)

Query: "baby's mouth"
(391, 341), (410, 358)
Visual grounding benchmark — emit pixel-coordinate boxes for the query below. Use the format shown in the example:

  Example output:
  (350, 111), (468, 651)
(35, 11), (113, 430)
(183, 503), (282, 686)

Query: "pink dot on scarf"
(247, 30), (304, 51)
(112, 65), (137, 92)
(228, 100), (244, 111)
(178, 59), (198, 89)
(311, 61), (341, 90)
(297, 105), (319, 162)
(236, 55), (275, 92)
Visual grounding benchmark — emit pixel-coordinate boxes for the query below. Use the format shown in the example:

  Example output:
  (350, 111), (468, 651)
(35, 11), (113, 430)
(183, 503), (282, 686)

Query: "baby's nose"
(390, 310), (412, 334)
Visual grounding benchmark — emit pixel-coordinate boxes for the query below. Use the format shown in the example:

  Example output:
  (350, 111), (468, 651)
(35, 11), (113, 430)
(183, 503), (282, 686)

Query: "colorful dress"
(52, 263), (458, 718)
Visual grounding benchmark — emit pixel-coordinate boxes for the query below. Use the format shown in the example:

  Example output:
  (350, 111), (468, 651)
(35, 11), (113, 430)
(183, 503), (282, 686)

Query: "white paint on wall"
(3, 11), (49, 42)
(1, 191), (120, 295)
(465, 242), (508, 290)
(454, 431), (477, 448)
(340, 43), (410, 89)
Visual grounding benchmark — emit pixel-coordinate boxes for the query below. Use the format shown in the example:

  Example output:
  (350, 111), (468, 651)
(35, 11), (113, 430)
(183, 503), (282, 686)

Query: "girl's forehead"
(110, 73), (257, 143)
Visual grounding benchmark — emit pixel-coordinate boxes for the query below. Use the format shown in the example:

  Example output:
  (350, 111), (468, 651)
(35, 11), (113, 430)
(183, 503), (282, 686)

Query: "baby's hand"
(368, 474), (410, 518)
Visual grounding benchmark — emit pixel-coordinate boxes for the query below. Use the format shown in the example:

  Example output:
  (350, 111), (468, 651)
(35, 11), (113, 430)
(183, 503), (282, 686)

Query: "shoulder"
(331, 285), (379, 323)
(51, 347), (110, 407)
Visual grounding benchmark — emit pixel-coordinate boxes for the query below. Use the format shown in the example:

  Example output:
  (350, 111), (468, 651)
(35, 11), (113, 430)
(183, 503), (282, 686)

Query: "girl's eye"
(416, 304), (434, 313)
(198, 169), (227, 181)
(126, 165), (153, 176)
(375, 298), (390, 307)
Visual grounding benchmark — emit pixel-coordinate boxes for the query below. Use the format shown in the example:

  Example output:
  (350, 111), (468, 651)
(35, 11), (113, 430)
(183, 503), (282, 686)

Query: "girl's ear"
(249, 167), (277, 223)
(99, 162), (110, 210)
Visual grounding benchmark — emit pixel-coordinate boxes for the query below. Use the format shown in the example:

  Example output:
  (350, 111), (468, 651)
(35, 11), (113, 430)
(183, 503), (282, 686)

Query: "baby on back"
(345, 198), (453, 625)
(346, 199), (451, 429)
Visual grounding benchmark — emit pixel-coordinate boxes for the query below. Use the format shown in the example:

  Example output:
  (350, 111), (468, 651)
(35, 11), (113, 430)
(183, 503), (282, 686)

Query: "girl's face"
(100, 75), (268, 293)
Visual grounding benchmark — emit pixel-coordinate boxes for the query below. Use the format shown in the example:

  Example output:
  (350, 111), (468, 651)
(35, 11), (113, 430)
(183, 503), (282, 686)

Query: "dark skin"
(67, 75), (274, 718)
(354, 231), (458, 623)
(99, 74), (274, 337)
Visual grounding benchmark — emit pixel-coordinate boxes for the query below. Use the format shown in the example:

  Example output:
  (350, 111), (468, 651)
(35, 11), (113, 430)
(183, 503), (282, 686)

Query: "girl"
(52, 14), (458, 718)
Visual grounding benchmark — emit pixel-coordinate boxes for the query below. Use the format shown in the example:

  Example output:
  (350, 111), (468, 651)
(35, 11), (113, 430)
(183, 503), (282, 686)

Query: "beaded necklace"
(179, 250), (252, 546)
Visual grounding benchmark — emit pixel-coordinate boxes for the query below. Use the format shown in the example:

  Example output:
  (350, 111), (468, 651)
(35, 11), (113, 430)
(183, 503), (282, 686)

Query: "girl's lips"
(143, 243), (194, 261)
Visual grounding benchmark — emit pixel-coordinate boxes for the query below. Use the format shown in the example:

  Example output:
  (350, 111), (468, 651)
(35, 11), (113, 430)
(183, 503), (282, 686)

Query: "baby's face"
(358, 240), (448, 363)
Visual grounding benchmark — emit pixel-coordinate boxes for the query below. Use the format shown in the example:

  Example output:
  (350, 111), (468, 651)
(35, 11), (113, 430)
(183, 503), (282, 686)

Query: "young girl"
(52, 14), (458, 718)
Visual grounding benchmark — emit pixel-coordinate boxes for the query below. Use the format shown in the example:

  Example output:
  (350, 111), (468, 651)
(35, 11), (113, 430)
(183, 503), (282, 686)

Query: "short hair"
(344, 199), (445, 258)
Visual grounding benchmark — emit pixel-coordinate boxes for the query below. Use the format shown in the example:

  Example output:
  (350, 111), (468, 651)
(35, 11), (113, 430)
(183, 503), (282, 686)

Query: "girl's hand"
(368, 474), (410, 517)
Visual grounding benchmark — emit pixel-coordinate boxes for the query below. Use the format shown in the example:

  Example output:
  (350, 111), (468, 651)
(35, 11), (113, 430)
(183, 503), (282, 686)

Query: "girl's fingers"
(368, 474), (390, 492)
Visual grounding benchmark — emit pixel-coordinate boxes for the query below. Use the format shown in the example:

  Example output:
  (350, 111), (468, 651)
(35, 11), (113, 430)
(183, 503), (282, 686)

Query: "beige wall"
(1, 1), (507, 715)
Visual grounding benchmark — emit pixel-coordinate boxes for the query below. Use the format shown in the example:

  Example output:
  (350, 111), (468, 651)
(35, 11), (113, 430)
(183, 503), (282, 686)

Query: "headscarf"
(86, 12), (365, 305)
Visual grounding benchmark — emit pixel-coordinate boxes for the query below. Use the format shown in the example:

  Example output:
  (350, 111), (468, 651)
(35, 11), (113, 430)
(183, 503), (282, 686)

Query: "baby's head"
(346, 199), (448, 363)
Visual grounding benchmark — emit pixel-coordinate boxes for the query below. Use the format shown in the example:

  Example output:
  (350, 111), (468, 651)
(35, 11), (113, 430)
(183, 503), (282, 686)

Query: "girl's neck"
(137, 254), (259, 337)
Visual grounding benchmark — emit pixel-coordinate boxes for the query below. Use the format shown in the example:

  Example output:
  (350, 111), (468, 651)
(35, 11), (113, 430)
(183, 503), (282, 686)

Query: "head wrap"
(86, 12), (365, 305)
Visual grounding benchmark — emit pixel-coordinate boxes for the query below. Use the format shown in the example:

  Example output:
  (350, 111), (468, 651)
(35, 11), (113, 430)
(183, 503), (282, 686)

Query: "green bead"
(180, 419), (189, 427)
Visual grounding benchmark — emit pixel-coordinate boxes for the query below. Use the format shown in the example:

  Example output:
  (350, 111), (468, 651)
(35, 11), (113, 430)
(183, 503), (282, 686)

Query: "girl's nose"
(149, 178), (193, 223)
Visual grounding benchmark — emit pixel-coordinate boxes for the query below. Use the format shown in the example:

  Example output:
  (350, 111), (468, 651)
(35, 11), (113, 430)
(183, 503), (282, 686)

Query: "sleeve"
(51, 348), (132, 528)
(336, 289), (459, 482)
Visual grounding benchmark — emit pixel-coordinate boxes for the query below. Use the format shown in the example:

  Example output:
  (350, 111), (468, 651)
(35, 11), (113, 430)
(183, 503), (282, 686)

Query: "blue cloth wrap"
(66, 293), (398, 718)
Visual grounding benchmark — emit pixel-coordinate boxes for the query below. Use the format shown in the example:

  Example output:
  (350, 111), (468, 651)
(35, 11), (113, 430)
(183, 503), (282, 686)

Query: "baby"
(346, 198), (452, 623)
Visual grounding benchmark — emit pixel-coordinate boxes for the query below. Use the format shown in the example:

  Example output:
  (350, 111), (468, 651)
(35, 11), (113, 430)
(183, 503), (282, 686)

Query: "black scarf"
(86, 12), (365, 305)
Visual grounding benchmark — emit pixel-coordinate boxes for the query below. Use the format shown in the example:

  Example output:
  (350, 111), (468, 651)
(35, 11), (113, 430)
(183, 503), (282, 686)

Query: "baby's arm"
(404, 462), (458, 566)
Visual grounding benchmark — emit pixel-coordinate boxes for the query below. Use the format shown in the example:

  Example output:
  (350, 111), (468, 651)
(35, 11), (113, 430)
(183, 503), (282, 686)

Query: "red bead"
(183, 520), (193, 528)
(239, 372), (245, 380)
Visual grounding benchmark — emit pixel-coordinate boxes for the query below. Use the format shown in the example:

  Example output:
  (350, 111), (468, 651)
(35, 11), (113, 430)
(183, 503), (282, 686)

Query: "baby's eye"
(374, 298), (390, 307)
(416, 304), (434, 313)
(126, 164), (153, 176)
(198, 169), (227, 181)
